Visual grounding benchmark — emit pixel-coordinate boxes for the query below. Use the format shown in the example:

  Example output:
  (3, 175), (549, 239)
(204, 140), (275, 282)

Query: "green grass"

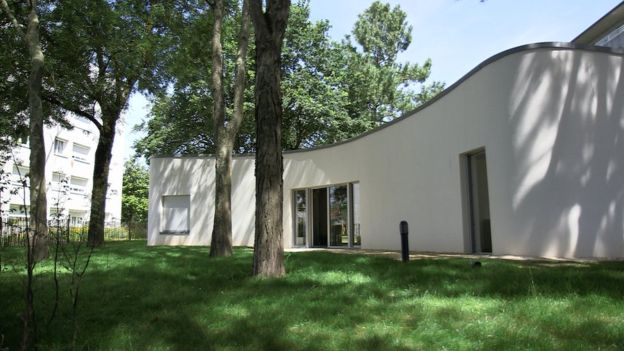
(1, 241), (624, 350)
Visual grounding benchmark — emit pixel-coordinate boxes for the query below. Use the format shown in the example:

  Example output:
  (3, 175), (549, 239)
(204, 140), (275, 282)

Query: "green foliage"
(344, 0), (445, 125)
(134, 1), (257, 159)
(121, 159), (149, 225)
(0, 18), (28, 143)
(0, 0), (67, 143)
(1, 241), (623, 349)
(353, 1), (412, 65)
(45, 0), (175, 111)
(135, 0), (445, 159)
(281, 2), (352, 148)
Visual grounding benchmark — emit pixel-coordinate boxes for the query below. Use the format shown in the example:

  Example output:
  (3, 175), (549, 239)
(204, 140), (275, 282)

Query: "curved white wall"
(149, 45), (624, 259)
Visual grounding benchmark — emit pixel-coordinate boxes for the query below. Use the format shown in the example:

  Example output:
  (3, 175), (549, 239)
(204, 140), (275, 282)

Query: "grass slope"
(1, 241), (623, 350)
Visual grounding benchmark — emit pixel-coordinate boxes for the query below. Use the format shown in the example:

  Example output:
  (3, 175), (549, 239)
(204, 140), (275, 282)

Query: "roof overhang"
(573, 2), (624, 45)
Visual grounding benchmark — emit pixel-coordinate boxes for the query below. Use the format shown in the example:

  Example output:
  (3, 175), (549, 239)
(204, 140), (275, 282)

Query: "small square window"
(161, 195), (190, 235)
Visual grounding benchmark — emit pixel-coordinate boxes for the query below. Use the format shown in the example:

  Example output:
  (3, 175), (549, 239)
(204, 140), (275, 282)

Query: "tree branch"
(42, 94), (103, 130)
(249, 0), (269, 38)
(226, 0), (250, 142)
(0, 0), (25, 38)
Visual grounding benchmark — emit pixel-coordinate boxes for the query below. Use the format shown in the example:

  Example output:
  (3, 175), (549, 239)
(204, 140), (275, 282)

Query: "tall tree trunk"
(209, 0), (231, 257)
(210, 0), (250, 257)
(250, 0), (290, 278)
(211, 141), (233, 256)
(87, 111), (117, 247)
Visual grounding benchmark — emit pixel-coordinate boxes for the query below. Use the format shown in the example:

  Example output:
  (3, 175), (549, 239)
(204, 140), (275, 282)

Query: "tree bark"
(250, 0), (290, 278)
(1, 0), (47, 347)
(87, 110), (118, 247)
(209, 0), (231, 257)
(26, 0), (48, 255)
(210, 0), (250, 257)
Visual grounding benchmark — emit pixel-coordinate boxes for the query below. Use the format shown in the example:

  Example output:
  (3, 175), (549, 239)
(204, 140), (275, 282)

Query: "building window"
(49, 208), (67, 226)
(69, 176), (88, 194)
(293, 189), (307, 246)
(54, 138), (66, 156)
(50, 172), (68, 192)
(11, 165), (29, 186)
(350, 183), (361, 246)
(52, 172), (62, 183)
(161, 195), (190, 235)
(12, 165), (29, 177)
(17, 134), (29, 147)
(51, 172), (66, 184)
(69, 211), (86, 227)
(8, 204), (29, 218)
(72, 143), (90, 163)
(329, 185), (349, 247)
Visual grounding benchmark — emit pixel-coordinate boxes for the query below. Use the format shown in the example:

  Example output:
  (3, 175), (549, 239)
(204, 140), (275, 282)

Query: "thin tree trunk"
(250, 0), (290, 278)
(26, 0), (48, 259)
(210, 0), (250, 257)
(87, 112), (117, 247)
(21, 0), (47, 348)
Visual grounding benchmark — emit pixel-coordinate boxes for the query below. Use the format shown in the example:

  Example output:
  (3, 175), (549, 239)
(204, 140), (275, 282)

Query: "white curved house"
(148, 41), (624, 259)
(149, 1), (624, 259)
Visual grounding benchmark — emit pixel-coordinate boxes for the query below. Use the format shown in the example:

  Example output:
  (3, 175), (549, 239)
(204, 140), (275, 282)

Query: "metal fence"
(0, 218), (147, 247)
(0, 218), (28, 247)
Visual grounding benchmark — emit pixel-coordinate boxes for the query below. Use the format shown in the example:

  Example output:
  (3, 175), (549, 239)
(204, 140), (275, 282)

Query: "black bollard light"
(400, 220), (409, 262)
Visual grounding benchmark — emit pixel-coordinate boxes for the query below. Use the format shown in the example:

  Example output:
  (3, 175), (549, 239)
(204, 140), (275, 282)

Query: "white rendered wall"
(149, 46), (624, 259)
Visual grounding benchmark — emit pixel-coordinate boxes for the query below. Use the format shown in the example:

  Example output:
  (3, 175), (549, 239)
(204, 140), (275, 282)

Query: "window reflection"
(329, 185), (348, 246)
(351, 183), (361, 246)
(294, 190), (307, 246)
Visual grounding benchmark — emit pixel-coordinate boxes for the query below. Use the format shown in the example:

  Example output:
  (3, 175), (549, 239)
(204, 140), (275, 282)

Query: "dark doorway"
(467, 150), (492, 253)
(312, 188), (328, 247)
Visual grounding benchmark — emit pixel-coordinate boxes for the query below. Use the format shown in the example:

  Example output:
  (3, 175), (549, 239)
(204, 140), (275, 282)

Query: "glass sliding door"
(350, 183), (361, 246)
(294, 182), (361, 248)
(294, 189), (307, 246)
(312, 188), (328, 247)
(329, 185), (349, 246)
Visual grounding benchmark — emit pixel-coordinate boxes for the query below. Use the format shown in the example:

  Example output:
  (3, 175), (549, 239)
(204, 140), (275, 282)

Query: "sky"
(121, 0), (623, 162)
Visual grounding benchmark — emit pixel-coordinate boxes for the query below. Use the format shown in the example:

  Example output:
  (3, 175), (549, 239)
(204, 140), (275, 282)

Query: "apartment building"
(1, 114), (124, 227)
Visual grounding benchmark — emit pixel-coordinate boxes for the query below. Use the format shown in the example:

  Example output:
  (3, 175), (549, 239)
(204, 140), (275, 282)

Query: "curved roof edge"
(151, 42), (624, 160)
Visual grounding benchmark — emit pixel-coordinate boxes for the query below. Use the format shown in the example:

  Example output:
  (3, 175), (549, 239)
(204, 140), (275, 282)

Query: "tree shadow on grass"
(1, 241), (623, 350)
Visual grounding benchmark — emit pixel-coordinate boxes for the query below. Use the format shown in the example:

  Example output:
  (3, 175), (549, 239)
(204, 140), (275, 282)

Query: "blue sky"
(122, 0), (622, 161)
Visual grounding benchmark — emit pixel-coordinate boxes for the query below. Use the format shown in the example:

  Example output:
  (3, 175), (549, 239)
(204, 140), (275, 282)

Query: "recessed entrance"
(463, 149), (492, 253)
(293, 183), (361, 248)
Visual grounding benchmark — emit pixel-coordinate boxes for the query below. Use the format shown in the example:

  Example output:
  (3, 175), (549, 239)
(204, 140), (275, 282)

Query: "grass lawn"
(1, 241), (624, 350)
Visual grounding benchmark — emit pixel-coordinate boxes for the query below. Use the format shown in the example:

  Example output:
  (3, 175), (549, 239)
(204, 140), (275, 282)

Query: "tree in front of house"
(121, 159), (148, 239)
(250, 0), (291, 277)
(209, 0), (252, 257)
(44, 0), (172, 246)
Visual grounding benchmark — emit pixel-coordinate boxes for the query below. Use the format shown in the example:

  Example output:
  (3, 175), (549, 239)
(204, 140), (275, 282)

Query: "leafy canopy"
(134, 0), (444, 160)
(121, 159), (149, 225)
